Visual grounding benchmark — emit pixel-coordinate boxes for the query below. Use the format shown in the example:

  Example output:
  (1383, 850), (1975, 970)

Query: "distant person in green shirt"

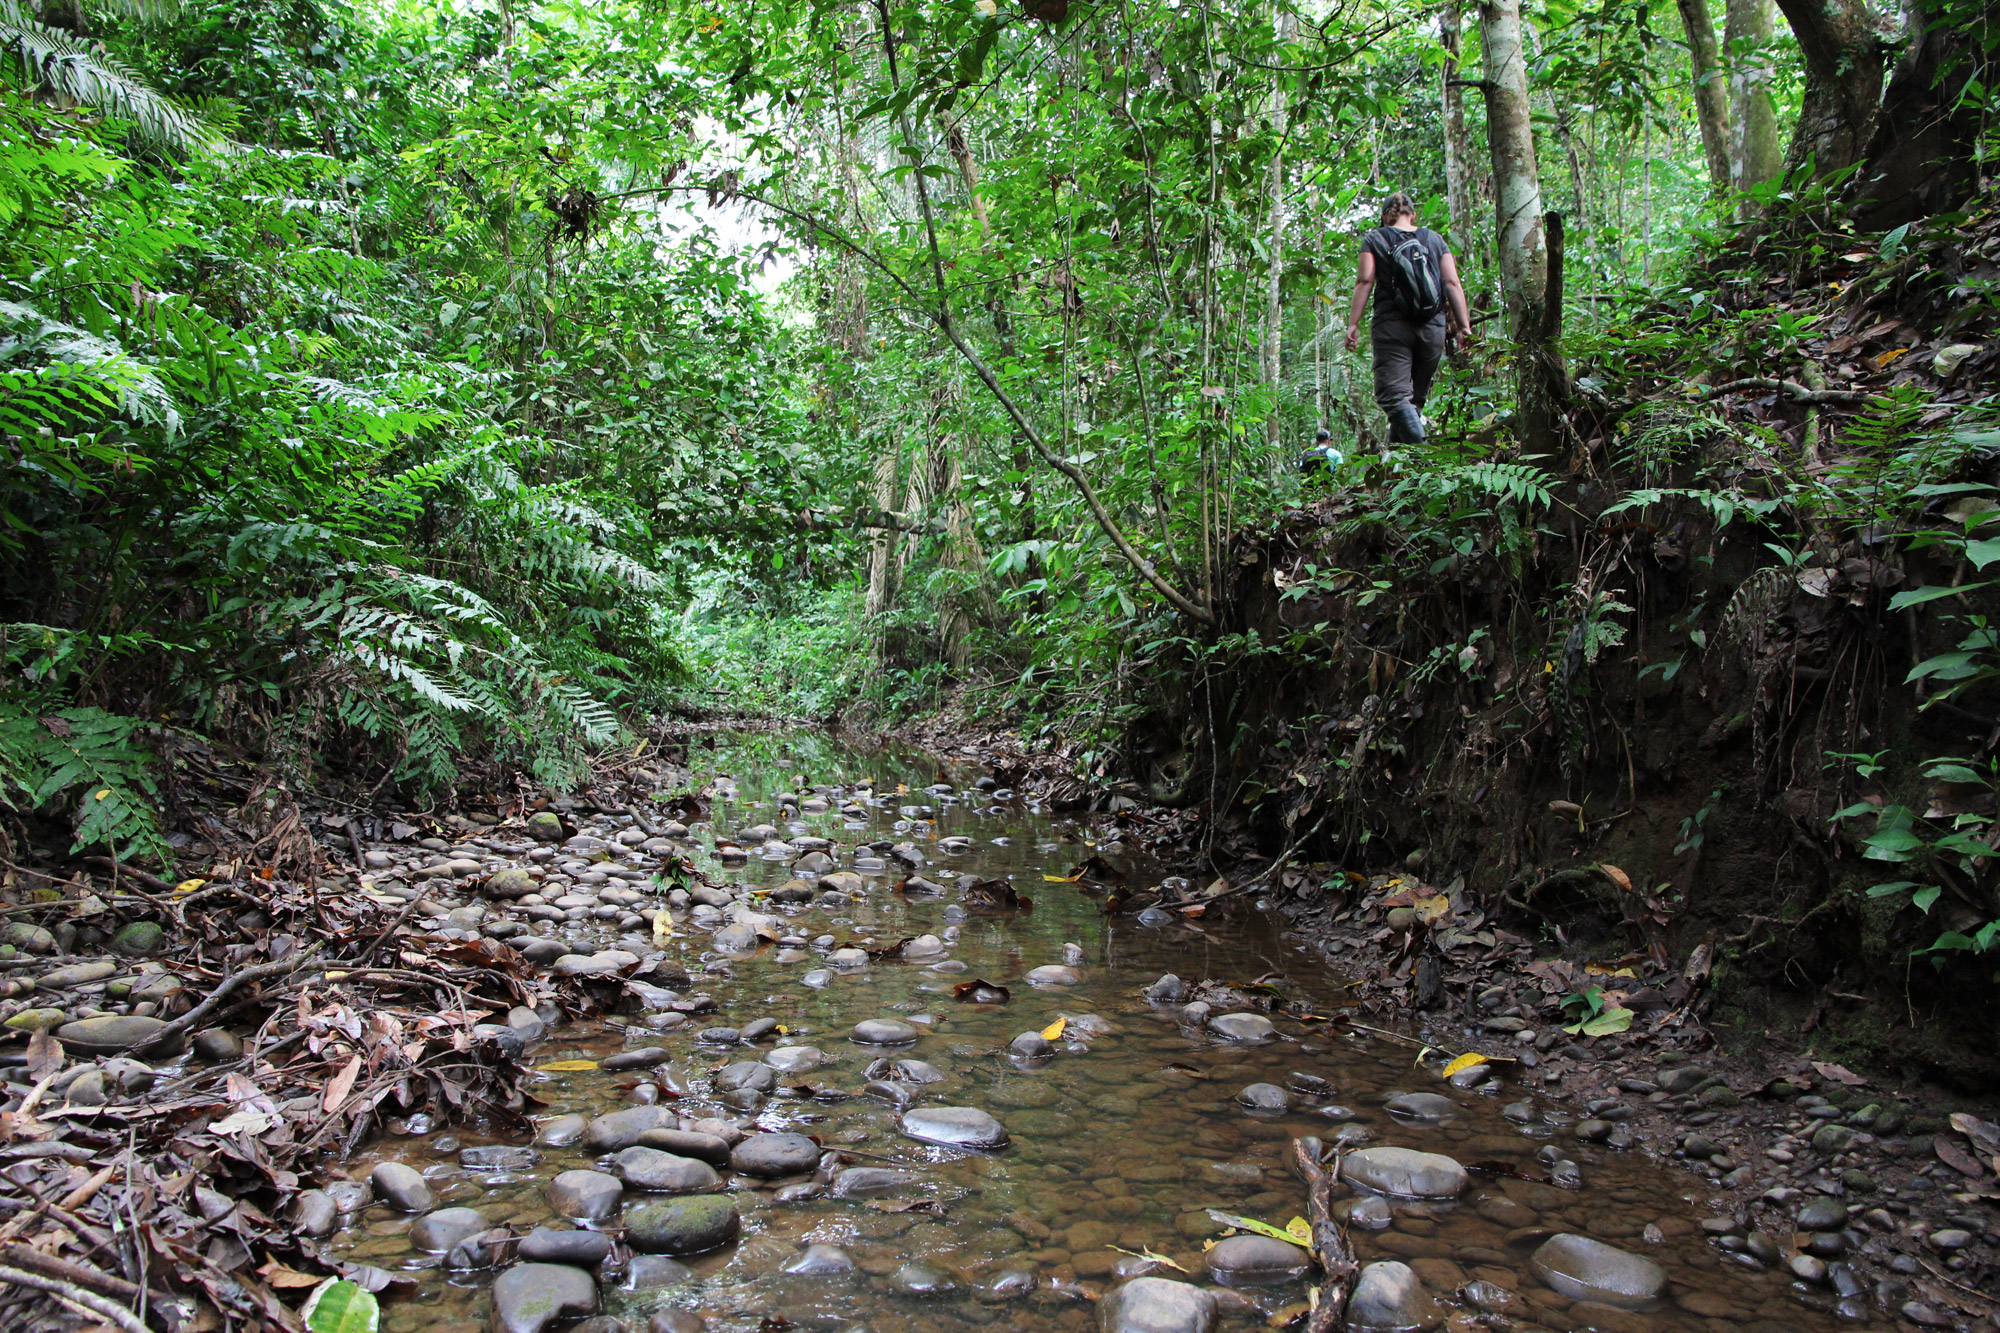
(1343, 192), (1473, 445)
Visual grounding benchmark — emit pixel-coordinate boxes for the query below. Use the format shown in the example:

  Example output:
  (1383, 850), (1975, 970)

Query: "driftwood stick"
(0, 1262), (149, 1333)
(0, 1245), (180, 1326)
(1292, 1137), (1358, 1333)
(1701, 377), (1874, 406)
(147, 952), (328, 1048)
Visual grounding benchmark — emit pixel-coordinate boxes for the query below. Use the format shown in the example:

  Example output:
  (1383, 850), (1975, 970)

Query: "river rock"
(527, 812), (566, 842)
(1342, 1148), (1469, 1199)
(1384, 1093), (1455, 1121)
(519, 1228), (614, 1265)
(712, 922), (760, 953)
(1100, 1277), (1217, 1333)
(1026, 964), (1082, 986)
(486, 869), (537, 899)
(1797, 1198), (1847, 1231)
(1144, 974), (1186, 1003)
(893, 1058), (945, 1083)
(611, 1147), (722, 1193)
(1206, 1234), (1312, 1284)
(537, 1114), (588, 1148)
(1529, 1234), (1667, 1309)
(583, 1106), (675, 1151)
(4, 1009), (67, 1033)
(829, 1167), (921, 1198)
(410, 1207), (488, 1252)
(782, 1243), (856, 1274)
(111, 921), (164, 955)
(1238, 1083), (1290, 1112)
(901, 1106), (1009, 1149)
(1207, 1013), (1276, 1043)
(892, 1262), (956, 1294)
(739, 1017), (778, 1042)
(293, 1190), (338, 1238)
(715, 1061), (775, 1093)
(37, 961), (117, 989)
(370, 1162), (435, 1212)
(730, 1132), (821, 1178)
(765, 1045), (827, 1073)
(546, 1169), (623, 1220)
(623, 1195), (741, 1255)
(635, 1129), (731, 1165)
(1348, 1261), (1439, 1331)
(1010, 1031), (1055, 1058)
(903, 935), (945, 958)
(193, 1028), (242, 1062)
(600, 1048), (669, 1073)
(491, 1262), (596, 1333)
(56, 1014), (182, 1057)
(852, 1018), (918, 1045)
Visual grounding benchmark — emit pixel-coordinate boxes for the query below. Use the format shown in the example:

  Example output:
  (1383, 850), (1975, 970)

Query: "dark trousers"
(1372, 314), (1446, 416)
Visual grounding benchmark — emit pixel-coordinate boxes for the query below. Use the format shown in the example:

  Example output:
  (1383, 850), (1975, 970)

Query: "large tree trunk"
(1439, 0), (1480, 262)
(1479, 0), (1559, 447)
(1774, 0), (1887, 175)
(1851, 0), (1985, 226)
(1726, 0), (1782, 210)
(1677, 0), (1732, 193)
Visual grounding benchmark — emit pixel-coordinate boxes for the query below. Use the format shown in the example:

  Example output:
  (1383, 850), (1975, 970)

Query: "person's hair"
(1379, 192), (1417, 226)
(1315, 428), (1332, 442)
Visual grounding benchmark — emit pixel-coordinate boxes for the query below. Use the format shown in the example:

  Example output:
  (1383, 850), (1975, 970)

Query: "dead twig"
(1701, 377), (1876, 406)
(1291, 1138), (1357, 1333)
(0, 1262), (150, 1333)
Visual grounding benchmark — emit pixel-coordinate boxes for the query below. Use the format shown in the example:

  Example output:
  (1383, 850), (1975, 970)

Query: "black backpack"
(1377, 227), (1444, 320)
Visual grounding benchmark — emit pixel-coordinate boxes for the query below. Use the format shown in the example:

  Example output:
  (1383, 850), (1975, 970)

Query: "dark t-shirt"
(1363, 225), (1448, 323)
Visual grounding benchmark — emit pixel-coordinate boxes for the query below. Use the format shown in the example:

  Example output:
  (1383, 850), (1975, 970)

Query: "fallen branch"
(1701, 377), (1876, 406)
(0, 1244), (179, 1326)
(148, 951), (329, 1049)
(1291, 1138), (1358, 1333)
(0, 1261), (149, 1333)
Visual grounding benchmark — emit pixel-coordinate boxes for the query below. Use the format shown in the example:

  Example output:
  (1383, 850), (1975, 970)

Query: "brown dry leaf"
(25, 1030), (62, 1083)
(1811, 1061), (1865, 1087)
(256, 1257), (324, 1289)
(1873, 346), (1912, 370)
(1950, 1112), (2000, 1157)
(1936, 1136), (1987, 1179)
(1597, 864), (1633, 892)
(323, 1054), (363, 1114)
(1412, 894), (1451, 924)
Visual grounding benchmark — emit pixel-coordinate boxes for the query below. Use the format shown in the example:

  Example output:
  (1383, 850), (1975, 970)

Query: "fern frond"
(0, 0), (221, 156)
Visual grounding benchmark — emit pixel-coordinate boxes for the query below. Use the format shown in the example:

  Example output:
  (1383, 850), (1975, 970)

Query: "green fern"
(0, 701), (166, 862)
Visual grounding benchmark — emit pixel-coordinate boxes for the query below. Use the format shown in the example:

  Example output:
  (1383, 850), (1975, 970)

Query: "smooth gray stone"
(610, 1147), (722, 1193)
(627, 1254), (694, 1290)
(714, 1061), (776, 1093)
(729, 1132), (821, 1178)
(764, 1045), (827, 1073)
(1206, 1012), (1275, 1043)
(1384, 1092), (1455, 1121)
(545, 1170), (623, 1220)
(892, 1059), (945, 1084)
(409, 1206), (487, 1252)
(1205, 1234), (1311, 1285)
(1100, 1277), (1217, 1333)
(55, 1014), (182, 1057)
(1341, 1147), (1469, 1199)
(519, 1228), (614, 1266)
(460, 1145), (538, 1172)
(622, 1195), (741, 1255)
(582, 1105), (676, 1152)
(863, 1079), (916, 1108)
(1010, 1032), (1055, 1058)
(1238, 1083), (1291, 1112)
(491, 1263), (596, 1333)
(851, 1018), (918, 1045)
(292, 1189), (337, 1238)
(1144, 974), (1186, 1002)
(601, 1047), (669, 1072)
(536, 1114), (588, 1147)
(1529, 1234), (1667, 1309)
(1025, 964), (1081, 986)
(370, 1161), (435, 1212)
(892, 1262), (957, 1294)
(781, 1243), (856, 1275)
(828, 1167), (921, 1198)
(1347, 1261), (1440, 1331)
(635, 1129), (731, 1166)
(900, 1106), (1008, 1149)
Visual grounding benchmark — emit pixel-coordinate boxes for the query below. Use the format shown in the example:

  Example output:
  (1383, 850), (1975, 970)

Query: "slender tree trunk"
(1726, 0), (1782, 211)
(1261, 7), (1293, 456)
(1773, 0), (1887, 175)
(864, 440), (904, 617)
(1478, 0), (1558, 447)
(1440, 0), (1480, 261)
(1676, 0), (1733, 193)
(1555, 104), (1589, 229)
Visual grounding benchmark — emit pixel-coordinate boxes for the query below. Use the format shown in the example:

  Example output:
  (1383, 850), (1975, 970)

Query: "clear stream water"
(332, 731), (1853, 1333)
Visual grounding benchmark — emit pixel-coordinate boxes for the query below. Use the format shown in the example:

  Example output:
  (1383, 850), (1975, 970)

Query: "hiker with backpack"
(1342, 192), (1473, 445)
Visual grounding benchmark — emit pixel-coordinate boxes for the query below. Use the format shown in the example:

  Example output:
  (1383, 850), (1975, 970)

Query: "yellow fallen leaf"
(653, 914), (674, 945)
(1285, 1216), (1312, 1242)
(1597, 864), (1633, 892)
(1440, 1052), (1486, 1078)
(1041, 1016), (1067, 1041)
(1043, 872), (1083, 883)
(536, 1060), (600, 1072)
(1873, 346), (1911, 370)
(776, 1024), (789, 1035)
(173, 878), (206, 896)
(93, 789), (110, 801)
(1413, 893), (1450, 923)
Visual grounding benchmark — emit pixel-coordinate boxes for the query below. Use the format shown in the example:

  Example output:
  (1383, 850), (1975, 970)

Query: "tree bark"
(1261, 6), (1294, 456)
(1726, 0), (1782, 210)
(1851, 0), (1985, 226)
(1440, 0), (1480, 261)
(1479, 0), (1557, 449)
(1773, 0), (1886, 175)
(1676, 0), (1733, 193)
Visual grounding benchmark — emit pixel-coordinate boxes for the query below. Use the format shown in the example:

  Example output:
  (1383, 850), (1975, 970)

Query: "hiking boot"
(1387, 403), (1427, 444)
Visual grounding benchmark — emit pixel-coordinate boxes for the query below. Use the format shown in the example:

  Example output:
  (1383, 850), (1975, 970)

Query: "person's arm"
(1441, 250), (1473, 341)
(1344, 249), (1376, 352)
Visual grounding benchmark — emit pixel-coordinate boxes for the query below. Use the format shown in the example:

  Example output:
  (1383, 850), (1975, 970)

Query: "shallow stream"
(331, 731), (1856, 1333)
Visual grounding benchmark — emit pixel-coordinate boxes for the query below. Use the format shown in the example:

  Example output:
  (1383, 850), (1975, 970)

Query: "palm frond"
(0, 1), (220, 155)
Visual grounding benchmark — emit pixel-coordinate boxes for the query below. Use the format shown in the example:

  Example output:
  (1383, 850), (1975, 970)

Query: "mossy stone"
(111, 921), (165, 956)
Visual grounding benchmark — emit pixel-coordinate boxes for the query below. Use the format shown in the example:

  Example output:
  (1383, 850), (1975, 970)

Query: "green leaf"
(1866, 881), (1920, 898)
(303, 1280), (379, 1333)
(1205, 1210), (1313, 1249)
(1923, 762), (1987, 784)
(1965, 539), (2000, 571)
(1562, 1007), (1634, 1036)
(1912, 886), (1941, 912)
(1890, 583), (1991, 611)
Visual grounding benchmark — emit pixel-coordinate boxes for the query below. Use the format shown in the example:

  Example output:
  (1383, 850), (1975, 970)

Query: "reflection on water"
(335, 731), (1852, 1333)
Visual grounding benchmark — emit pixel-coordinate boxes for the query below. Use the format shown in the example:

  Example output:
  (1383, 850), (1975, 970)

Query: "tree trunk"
(1261, 6), (1294, 456)
(1479, 0), (1557, 448)
(1851, 0), (1985, 226)
(1774, 0), (1886, 175)
(1726, 0), (1782, 210)
(1676, 0), (1732, 193)
(864, 440), (904, 617)
(1440, 0), (1480, 261)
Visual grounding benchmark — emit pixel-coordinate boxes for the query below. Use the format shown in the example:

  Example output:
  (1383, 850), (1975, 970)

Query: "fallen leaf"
(535, 1060), (601, 1072)
(1562, 1008), (1634, 1037)
(25, 1030), (62, 1083)
(1285, 1216), (1312, 1242)
(1042, 872), (1084, 883)
(1811, 1061), (1865, 1087)
(1041, 1016), (1067, 1041)
(1873, 346), (1912, 370)
(1207, 1210), (1313, 1249)
(211, 1109), (273, 1136)
(1936, 1135), (1987, 1179)
(1597, 864), (1632, 892)
(257, 1257), (326, 1289)
(1951, 1112), (2000, 1157)
(1107, 1244), (1187, 1273)
(323, 1054), (362, 1115)
(952, 978), (1011, 1004)
(1440, 1052), (1486, 1079)
(1934, 343), (1982, 377)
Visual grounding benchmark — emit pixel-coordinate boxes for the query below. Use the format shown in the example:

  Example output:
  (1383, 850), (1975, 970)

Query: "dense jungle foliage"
(3, 0), (1998, 979)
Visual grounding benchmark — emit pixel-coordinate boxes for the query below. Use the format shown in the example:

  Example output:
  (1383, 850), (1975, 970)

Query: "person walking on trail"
(1342, 192), (1473, 445)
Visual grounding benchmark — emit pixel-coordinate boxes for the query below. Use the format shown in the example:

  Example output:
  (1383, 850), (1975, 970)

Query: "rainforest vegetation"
(3, 0), (2000, 1010)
